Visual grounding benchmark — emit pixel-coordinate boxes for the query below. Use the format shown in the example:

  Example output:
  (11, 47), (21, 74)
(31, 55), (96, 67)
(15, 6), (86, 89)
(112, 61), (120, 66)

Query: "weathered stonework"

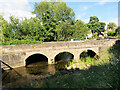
(1, 40), (117, 69)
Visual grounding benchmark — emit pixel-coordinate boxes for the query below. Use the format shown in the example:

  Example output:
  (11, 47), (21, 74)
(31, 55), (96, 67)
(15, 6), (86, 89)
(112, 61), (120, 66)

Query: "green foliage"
(55, 21), (74, 41)
(88, 16), (106, 34)
(108, 42), (120, 59)
(92, 32), (98, 39)
(107, 22), (117, 30)
(107, 31), (116, 36)
(99, 22), (106, 32)
(1, 39), (42, 45)
(115, 26), (120, 38)
(86, 56), (94, 65)
(80, 51), (88, 58)
(72, 20), (89, 40)
(33, 0), (75, 41)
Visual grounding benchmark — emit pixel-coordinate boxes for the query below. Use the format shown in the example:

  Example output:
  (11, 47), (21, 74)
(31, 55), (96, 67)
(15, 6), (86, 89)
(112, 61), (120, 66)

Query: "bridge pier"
(74, 53), (80, 62)
(48, 58), (55, 64)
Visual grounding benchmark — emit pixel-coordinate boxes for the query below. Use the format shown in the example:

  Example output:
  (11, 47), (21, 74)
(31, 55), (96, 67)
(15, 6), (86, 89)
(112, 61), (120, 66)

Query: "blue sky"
(28, 1), (119, 26)
(66, 2), (118, 24)
(0, 0), (119, 26)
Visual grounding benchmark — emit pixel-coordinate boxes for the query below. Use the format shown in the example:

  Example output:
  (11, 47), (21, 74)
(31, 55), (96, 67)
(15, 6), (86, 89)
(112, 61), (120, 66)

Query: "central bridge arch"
(54, 51), (74, 62)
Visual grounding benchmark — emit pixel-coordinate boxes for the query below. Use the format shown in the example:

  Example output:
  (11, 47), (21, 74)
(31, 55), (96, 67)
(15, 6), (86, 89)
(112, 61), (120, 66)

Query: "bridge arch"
(54, 51), (74, 62)
(25, 53), (48, 67)
(79, 49), (98, 59)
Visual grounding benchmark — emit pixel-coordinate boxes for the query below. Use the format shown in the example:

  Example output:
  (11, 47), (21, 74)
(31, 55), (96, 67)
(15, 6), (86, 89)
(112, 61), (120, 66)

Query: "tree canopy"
(88, 16), (106, 34)
(2, 1), (118, 45)
(1, 1), (89, 45)
(107, 22), (117, 30)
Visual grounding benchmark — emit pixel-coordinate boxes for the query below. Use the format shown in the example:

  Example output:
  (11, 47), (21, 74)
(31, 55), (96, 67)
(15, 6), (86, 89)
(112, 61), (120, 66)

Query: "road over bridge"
(1, 40), (116, 69)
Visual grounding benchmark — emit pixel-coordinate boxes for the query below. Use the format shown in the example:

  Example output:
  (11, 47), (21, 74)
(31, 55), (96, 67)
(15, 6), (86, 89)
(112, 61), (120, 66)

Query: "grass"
(66, 56), (95, 70)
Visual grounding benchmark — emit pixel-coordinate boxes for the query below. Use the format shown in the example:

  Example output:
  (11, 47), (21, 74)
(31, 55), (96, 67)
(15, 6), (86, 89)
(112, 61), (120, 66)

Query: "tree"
(9, 16), (21, 39)
(72, 20), (89, 40)
(19, 17), (44, 41)
(55, 22), (74, 41)
(1, 15), (13, 43)
(99, 22), (106, 32)
(115, 26), (120, 38)
(33, 0), (75, 41)
(88, 16), (100, 34)
(107, 22), (117, 30)
(88, 16), (106, 35)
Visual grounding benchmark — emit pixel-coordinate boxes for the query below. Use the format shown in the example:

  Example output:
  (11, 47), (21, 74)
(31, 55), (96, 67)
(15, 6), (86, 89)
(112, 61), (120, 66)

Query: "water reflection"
(26, 61), (56, 75)
(26, 60), (69, 75)
(2, 52), (73, 86)
(2, 59), (71, 86)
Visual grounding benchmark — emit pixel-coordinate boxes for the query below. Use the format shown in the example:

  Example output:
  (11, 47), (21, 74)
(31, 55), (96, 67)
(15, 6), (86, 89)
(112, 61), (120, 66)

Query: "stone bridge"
(1, 40), (116, 69)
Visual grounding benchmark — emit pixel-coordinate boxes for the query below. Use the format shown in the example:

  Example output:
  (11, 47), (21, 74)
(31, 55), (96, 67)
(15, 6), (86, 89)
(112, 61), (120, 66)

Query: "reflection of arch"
(80, 49), (97, 59)
(54, 52), (74, 62)
(25, 53), (48, 66)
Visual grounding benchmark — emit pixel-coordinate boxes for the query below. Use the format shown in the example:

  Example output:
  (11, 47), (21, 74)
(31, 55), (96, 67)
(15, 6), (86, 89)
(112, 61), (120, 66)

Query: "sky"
(0, 0), (120, 27)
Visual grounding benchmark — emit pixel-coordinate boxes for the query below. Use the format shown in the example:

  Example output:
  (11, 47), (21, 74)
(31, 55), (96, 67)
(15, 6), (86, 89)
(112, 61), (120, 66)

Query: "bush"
(107, 31), (116, 36)
(1, 39), (42, 45)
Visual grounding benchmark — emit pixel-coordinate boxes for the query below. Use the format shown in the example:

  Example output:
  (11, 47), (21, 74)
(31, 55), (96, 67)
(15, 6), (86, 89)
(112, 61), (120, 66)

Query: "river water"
(2, 60), (70, 87)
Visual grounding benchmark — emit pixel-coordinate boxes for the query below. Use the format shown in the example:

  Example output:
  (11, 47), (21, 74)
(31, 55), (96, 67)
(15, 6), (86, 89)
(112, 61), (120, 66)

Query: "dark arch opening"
(55, 52), (74, 70)
(80, 50), (96, 59)
(55, 52), (74, 62)
(25, 54), (48, 67)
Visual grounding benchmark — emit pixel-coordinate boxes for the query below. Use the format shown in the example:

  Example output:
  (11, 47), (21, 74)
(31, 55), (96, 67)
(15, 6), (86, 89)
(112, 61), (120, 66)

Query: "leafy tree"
(88, 16), (101, 34)
(9, 16), (21, 39)
(107, 22), (117, 30)
(33, 0), (75, 41)
(88, 16), (106, 35)
(72, 20), (89, 40)
(0, 15), (4, 43)
(19, 17), (44, 41)
(53, 1), (75, 23)
(107, 31), (116, 36)
(1, 15), (13, 43)
(115, 26), (120, 38)
(99, 22), (106, 32)
(55, 22), (74, 41)
(41, 10), (56, 41)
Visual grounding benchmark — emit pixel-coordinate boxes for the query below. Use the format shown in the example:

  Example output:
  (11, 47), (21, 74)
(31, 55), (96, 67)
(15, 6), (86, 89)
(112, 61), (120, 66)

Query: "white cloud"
(98, 0), (119, 5)
(0, 0), (36, 21)
(98, 0), (109, 5)
(82, 6), (88, 11)
(76, 12), (86, 20)
(82, 18), (89, 23)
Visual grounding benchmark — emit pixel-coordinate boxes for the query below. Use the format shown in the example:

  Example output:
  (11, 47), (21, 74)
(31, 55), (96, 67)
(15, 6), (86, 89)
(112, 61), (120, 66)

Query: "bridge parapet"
(1, 40), (113, 54)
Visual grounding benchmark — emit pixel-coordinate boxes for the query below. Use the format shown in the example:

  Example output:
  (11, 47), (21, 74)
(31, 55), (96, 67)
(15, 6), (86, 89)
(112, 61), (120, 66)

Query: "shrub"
(107, 31), (116, 36)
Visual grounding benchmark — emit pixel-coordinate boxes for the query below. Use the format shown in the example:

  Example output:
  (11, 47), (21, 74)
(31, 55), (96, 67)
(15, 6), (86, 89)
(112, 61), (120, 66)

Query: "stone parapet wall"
(1, 40), (115, 53)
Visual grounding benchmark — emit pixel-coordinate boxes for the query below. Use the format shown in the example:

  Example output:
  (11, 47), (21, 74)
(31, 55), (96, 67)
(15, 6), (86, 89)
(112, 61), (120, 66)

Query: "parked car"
(70, 39), (84, 42)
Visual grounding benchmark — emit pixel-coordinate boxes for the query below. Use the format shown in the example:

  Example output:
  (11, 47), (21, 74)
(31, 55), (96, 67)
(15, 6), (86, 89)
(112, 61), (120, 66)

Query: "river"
(2, 59), (71, 87)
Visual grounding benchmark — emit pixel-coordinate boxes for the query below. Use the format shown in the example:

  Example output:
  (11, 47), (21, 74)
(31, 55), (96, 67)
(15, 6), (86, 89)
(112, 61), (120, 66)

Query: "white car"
(70, 39), (84, 42)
